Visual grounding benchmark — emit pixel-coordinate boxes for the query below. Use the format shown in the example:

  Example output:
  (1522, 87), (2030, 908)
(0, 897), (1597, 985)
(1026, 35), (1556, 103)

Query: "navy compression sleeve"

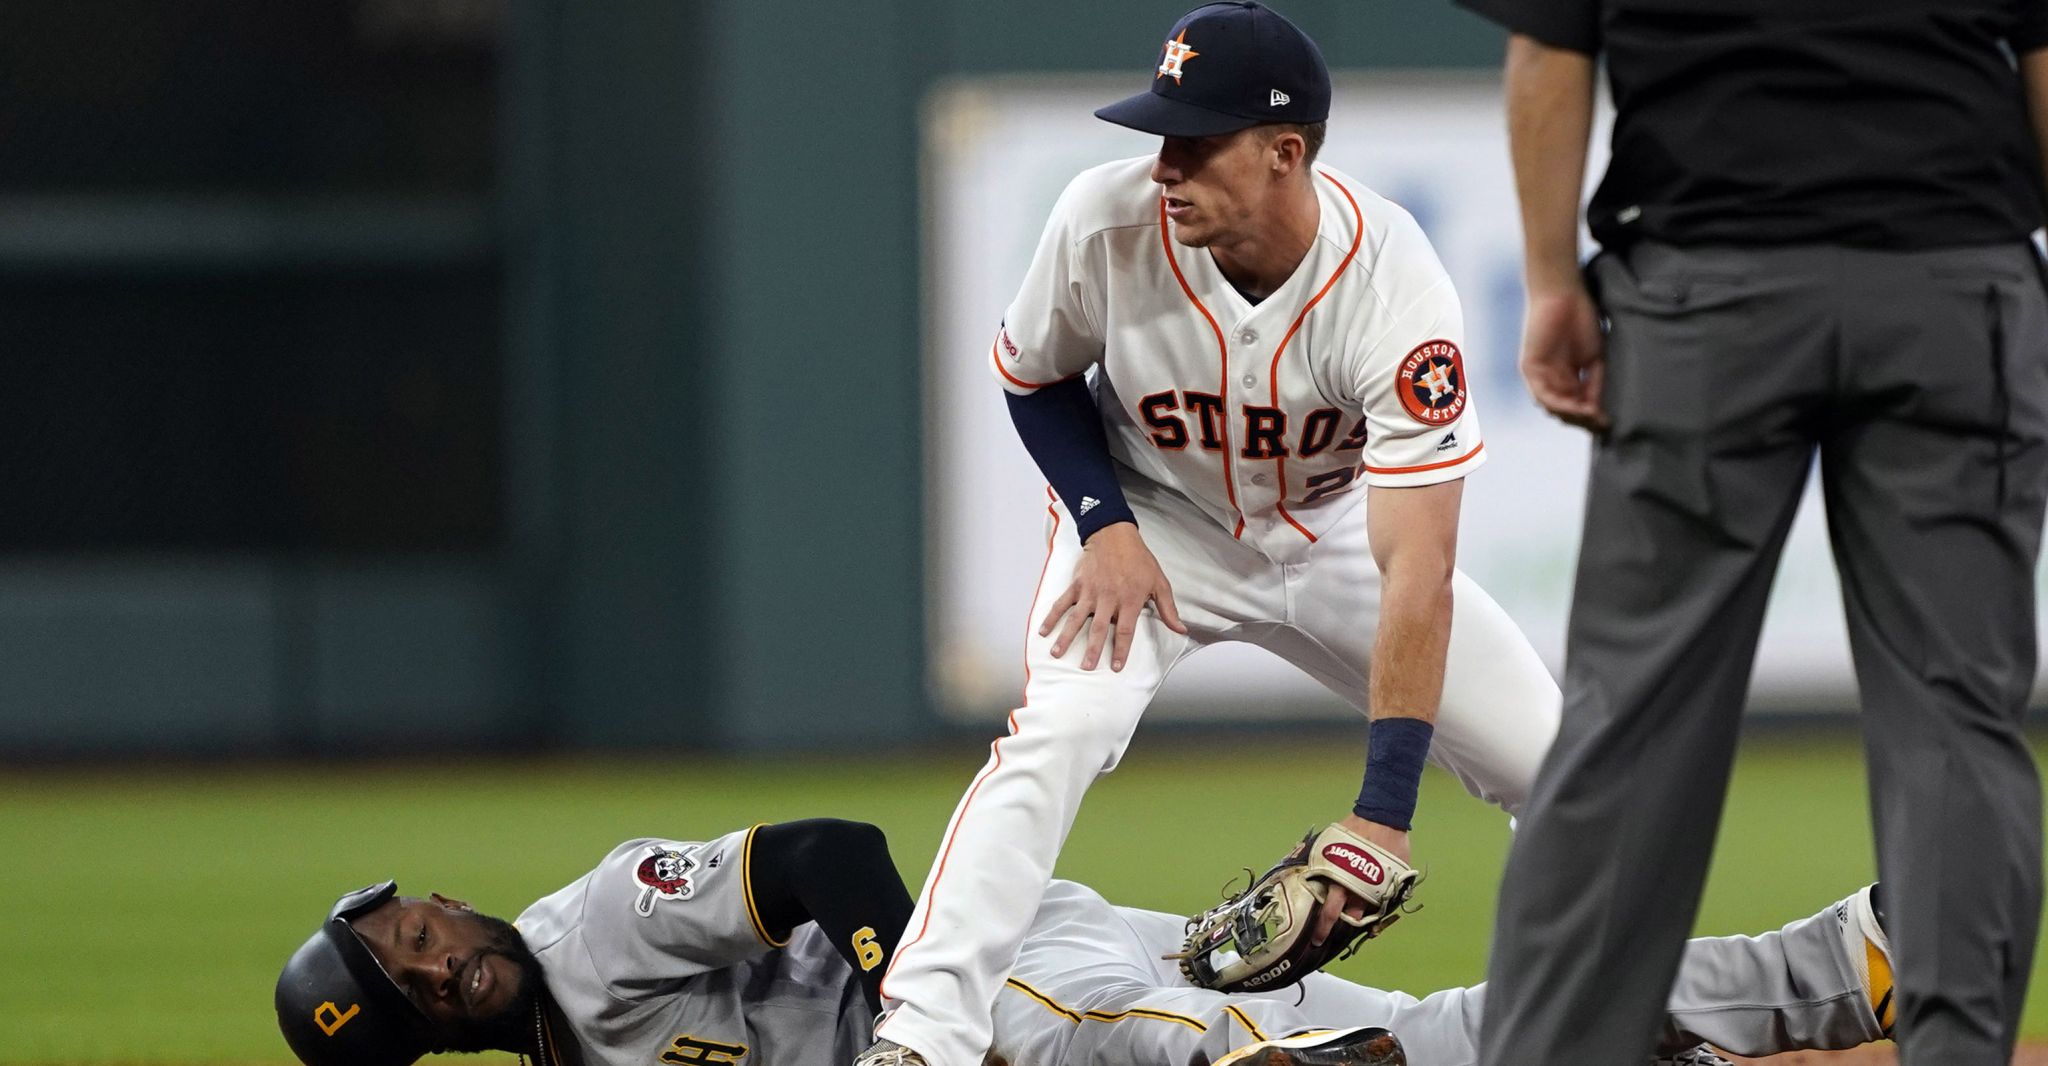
(1004, 376), (1136, 541)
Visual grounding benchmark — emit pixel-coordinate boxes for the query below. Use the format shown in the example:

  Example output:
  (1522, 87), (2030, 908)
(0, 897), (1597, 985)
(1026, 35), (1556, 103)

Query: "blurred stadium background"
(0, 0), (2041, 1061)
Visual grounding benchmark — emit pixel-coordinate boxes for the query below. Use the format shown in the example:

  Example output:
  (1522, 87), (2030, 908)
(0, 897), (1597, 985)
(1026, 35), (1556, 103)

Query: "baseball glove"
(1167, 823), (1420, 992)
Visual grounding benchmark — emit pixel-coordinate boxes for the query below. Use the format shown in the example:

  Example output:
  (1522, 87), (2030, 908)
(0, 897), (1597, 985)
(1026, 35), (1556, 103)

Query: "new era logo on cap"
(1270, 89), (1290, 106)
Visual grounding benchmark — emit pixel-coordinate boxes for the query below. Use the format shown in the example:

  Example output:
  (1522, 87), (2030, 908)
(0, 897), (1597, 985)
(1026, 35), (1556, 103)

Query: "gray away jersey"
(516, 827), (873, 1066)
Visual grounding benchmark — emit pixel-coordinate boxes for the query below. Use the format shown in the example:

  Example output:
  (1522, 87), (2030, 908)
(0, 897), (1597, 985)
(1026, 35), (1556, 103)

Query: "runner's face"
(351, 895), (534, 1033)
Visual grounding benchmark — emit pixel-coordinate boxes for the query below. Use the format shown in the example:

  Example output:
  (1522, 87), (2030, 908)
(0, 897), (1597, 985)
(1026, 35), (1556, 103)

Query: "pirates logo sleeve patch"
(634, 844), (702, 916)
(1395, 340), (1468, 426)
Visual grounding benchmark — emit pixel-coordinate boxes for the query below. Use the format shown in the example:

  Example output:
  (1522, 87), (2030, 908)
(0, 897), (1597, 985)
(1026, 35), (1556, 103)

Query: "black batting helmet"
(275, 881), (438, 1066)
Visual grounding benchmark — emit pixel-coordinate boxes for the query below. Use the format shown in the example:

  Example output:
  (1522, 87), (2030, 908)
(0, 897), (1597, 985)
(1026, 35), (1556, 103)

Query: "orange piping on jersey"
(990, 336), (1081, 392)
(1267, 172), (1366, 542)
(1362, 440), (1486, 476)
(1158, 198), (1247, 538)
(880, 492), (1063, 1005)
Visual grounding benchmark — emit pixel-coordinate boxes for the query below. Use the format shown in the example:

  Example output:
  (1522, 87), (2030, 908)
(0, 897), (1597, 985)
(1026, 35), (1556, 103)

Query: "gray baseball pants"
(993, 880), (1884, 1066)
(1479, 240), (2048, 1065)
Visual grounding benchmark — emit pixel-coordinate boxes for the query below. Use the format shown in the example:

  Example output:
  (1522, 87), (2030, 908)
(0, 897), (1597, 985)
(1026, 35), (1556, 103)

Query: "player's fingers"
(1109, 603), (1140, 672)
(1080, 597), (1115, 670)
(1051, 599), (1092, 658)
(1151, 578), (1190, 634)
(1038, 584), (1080, 638)
(1310, 888), (1346, 946)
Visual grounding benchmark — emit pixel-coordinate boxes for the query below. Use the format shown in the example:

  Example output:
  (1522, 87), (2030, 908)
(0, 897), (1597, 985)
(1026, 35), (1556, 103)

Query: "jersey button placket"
(1230, 323), (1268, 539)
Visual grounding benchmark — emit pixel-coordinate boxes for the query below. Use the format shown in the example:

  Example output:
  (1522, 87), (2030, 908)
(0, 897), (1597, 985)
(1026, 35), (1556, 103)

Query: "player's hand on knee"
(1038, 521), (1187, 672)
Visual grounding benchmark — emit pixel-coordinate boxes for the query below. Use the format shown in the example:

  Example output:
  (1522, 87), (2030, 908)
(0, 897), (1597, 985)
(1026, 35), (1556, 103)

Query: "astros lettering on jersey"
(990, 155), (1484, 565)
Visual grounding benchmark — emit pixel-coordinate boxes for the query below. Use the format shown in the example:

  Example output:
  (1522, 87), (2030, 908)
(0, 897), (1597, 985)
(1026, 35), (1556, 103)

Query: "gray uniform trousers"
(1477, 240), (2048, 1066)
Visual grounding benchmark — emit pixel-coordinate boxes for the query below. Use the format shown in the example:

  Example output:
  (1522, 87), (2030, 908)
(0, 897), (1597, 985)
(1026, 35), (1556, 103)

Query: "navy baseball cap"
(1095, 1), (1331, 137)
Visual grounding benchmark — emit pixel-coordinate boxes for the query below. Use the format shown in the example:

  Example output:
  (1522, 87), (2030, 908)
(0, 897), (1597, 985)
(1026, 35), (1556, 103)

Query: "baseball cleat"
(1653, 1045), (1735, 1065)
(1212, 1026), (1405, 1066)
(1837, 882), (1895, 1037)
(852, 1039), (928, 1066)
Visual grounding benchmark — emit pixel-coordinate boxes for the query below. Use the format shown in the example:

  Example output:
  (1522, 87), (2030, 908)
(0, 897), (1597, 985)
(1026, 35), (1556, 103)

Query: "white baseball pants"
(877, 479), (1561, 1066)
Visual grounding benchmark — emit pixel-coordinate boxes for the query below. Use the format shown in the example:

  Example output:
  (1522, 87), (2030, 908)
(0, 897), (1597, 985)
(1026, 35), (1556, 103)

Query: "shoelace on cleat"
(857, 1046), (925, 1066)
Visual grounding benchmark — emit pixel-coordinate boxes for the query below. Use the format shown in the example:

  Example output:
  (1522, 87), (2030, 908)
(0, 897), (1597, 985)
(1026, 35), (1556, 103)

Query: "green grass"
(0, 731), (2036, 1063)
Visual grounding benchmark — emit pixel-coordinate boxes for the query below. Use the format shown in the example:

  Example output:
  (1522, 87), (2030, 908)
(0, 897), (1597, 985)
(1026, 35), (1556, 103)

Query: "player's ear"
(431, 892), (474, 912)
(1269, 130), (1306, 176)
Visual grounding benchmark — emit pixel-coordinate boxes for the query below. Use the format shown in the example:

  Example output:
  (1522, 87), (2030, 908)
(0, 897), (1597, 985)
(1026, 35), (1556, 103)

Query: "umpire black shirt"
(1454, 0), (2048, 249)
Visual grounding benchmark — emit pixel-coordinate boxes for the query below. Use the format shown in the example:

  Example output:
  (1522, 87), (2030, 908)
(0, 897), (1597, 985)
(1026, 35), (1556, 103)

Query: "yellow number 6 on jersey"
(852, 927), (884, 971)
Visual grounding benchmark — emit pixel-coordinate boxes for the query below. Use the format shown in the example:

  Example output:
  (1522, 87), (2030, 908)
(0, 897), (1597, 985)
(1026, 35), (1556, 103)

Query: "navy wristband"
(1004, 377), (1136, 541)
(1354, 717), (1434, 831)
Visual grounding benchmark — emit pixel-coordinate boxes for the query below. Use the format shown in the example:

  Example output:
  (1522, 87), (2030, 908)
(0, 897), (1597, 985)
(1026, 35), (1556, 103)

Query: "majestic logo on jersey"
(634, 845), (700, 916)
(1396, 340), (1467, 426)
(1321, 842), (1386, 886)
(1156, 29), (1199, 82)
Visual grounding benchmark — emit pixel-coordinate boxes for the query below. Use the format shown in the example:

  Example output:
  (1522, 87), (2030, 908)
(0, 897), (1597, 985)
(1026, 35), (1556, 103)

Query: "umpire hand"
(1039, 521), (1189, 672)
(1519, 284), (1608, 432)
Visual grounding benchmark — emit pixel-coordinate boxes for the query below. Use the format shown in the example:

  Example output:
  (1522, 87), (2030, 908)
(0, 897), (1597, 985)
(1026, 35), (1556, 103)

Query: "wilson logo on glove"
(1321, 843), (1385, 885)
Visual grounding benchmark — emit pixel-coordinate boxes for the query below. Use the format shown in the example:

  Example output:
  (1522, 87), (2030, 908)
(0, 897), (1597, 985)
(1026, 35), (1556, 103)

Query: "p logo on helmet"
(314, 1001), (360, 1037)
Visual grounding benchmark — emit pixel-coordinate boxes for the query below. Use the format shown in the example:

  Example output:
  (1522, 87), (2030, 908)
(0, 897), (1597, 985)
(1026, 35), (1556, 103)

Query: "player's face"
(1150, 128), (1275, 248)
(351, 894), (541, 1045)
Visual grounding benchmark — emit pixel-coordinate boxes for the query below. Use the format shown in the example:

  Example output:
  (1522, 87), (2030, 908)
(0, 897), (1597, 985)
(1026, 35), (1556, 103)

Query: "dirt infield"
(1733, 1047), (2048, 1064)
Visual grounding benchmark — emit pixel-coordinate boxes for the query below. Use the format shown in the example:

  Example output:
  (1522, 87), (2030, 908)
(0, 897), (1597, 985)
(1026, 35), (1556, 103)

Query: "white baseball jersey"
(990, 155), (1485, 564)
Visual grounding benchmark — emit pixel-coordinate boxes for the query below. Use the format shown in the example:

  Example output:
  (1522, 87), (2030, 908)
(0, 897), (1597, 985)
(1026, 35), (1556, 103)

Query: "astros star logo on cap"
(1156, 29), (1199, 83)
